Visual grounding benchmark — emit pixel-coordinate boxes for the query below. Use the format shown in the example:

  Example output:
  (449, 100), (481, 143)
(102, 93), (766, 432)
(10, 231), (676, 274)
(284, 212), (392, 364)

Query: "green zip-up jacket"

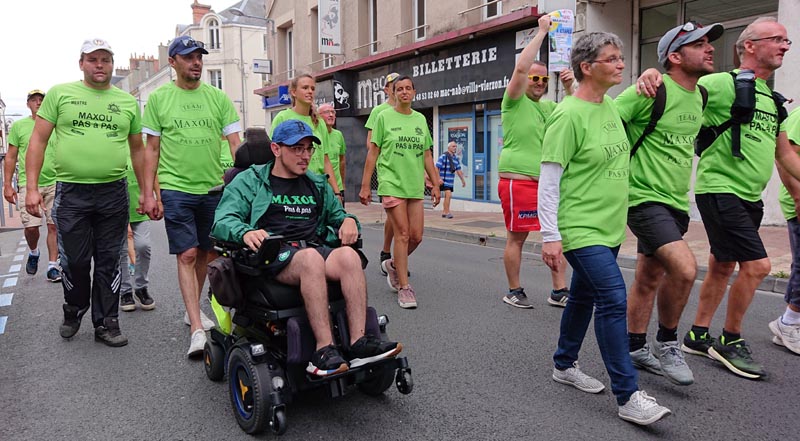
(211, 161), (359, 245)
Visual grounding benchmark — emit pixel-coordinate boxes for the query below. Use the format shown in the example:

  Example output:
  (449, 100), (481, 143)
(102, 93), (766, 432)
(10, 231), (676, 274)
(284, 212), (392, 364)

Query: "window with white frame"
(209, 70), (222, 89)
(323, 53), (334, 69)
(483, 0), (502, 20)
(414, 0), (426, 40)
(369, 0), (378, 54)
(208, 18), (221, 49)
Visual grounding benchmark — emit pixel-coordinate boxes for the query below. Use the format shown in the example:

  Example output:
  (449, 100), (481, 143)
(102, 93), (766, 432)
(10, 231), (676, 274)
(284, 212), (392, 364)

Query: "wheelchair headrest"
(234, 127), (274, 169)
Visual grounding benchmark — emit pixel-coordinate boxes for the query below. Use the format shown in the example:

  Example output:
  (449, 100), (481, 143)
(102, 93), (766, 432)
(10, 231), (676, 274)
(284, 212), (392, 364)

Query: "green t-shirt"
(220, 139), (234, 170)
(615, 75), (704, 213)
(7, 116), (57, 187)
(541, 96), (630, 252)
(365, 102), (392, 131)
(270, 109), (330, 175)
(778, 108), (800, 220)
(499, 91), (557, 177)
(328, 128), (346, 189)
(37, 81), (142, 184)
(372, 108), (433, 199)
(125, 155), (148, 223)
(696, 71), (786, 201)
(142, 82), (240, 195)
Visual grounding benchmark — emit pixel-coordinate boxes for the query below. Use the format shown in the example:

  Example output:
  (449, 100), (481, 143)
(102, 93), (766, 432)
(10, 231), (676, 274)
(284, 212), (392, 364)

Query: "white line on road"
(13, 255), (23, 262)
(9, 264), (21, 273)
(0, 316), (6, 334)
(15, 247), (25, 253)
(0, 294), (12, 307)
(3, 277), (17, 288)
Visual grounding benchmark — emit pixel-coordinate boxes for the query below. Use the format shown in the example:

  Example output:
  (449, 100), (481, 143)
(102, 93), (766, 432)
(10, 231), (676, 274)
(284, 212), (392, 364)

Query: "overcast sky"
(1, 0), (236, 121)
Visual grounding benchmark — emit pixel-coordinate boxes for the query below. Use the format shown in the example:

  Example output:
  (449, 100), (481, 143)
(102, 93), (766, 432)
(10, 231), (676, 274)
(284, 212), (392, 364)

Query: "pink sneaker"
(398, 286), (417, 309)
(384, 259), (400, 292)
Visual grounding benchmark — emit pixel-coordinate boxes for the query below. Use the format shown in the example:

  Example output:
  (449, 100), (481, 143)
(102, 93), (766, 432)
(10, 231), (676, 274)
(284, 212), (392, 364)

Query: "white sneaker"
(552, 362), (605, 393)
(618, 390), (671, 425)
(184, 310), (215, 331)
(769, 317), (800, 355)
(187, 329), (206, 357)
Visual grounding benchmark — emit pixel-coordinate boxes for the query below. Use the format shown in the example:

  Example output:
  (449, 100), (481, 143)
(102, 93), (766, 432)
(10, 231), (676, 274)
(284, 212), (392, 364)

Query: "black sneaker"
(26, 253), (40, 275)
(306, 345), (349, 376)
(548, 288), (569, 307)
(348, 335), (403, 368)
(60, 304), (89, 338)
(708, 337), (766, 379)
(94, 317), (128, 347)
(503, 288), (534, 309)
(379, 251), (391, 275)
(120, 293), (136, 312)
(681, 329), (715, 358)
(134, 287), (156, 311)
(46, 267), (62, 282)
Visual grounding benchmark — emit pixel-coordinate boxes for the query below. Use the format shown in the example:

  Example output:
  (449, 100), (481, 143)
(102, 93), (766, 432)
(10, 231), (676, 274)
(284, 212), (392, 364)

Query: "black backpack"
(628, 82), (708, 157)
(695, 71), (789, 158)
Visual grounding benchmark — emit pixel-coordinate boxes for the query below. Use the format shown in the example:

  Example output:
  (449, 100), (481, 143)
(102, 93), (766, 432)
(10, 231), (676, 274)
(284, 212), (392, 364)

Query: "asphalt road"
(0, 221), (795, 440)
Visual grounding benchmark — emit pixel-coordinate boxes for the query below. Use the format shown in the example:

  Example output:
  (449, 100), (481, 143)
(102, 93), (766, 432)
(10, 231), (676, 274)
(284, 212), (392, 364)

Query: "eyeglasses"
(666, 21), (703, 53)
(591, 56), (625, 65)
(178, 38), (205, 50)
(750, 35), (793, 46)
(527, 75), (550, 83)
(280, 144), (316, 156)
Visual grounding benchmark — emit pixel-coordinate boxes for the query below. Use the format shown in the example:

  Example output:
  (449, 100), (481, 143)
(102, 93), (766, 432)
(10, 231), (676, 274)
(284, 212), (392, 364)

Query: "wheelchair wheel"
(396, 368), (413, 394)
(270, 406), (287, 435)
(357, 367), (395, 396)
(227, 347), (271, 434)
(204, 340), (225, 382)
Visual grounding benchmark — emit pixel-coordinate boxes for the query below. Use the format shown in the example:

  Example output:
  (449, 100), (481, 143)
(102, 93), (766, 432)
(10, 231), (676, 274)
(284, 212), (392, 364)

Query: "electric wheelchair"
(203, 128), (413, 436)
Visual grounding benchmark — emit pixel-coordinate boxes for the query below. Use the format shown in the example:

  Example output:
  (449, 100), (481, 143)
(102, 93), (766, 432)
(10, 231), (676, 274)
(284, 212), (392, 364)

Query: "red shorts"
(498, 178), (540, 232)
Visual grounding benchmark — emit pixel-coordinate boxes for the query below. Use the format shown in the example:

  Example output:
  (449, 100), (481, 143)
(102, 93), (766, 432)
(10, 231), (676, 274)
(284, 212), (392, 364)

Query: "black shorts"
(695, 193), (766, 262)
(264, 243), (334, 277)
(440, 184), (454, 192)
(627, 202), (689, 256)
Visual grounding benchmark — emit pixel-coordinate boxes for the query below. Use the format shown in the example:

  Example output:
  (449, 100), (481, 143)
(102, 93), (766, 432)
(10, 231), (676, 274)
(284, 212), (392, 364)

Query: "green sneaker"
(708, 337), (766, 380)
(681, 330), (715, 359)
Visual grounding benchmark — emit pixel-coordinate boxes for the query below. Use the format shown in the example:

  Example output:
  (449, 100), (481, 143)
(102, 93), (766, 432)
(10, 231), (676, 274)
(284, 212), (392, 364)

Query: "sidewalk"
(345, 203), (793, 295)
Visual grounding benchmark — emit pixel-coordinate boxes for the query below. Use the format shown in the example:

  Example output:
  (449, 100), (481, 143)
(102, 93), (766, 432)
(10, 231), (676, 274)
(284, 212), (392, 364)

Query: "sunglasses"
(527, 75), (550, 83)
(178, 38), (205, 50)
(666, 21), (703, 53)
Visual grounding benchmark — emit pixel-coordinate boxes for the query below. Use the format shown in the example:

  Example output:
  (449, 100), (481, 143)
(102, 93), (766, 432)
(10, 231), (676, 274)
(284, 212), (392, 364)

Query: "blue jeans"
(786, 219), (800, 309)
(554, 245), (638, 405)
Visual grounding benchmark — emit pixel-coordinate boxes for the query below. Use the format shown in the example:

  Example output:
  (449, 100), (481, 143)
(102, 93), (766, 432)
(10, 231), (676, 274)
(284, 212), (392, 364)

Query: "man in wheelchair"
(211, 120), (402, 377)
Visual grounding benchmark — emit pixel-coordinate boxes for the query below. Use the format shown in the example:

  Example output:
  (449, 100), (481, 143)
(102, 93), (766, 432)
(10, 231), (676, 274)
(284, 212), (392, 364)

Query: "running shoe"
(503, 288), (533, 309)
(398, 286), (417, 309)
(708, 337), (766, 379)
(46, 267), (62, 283)
(552, 362), (605, 393)
(134, 288), (156, 311)
(630, 343), (663, 376)
(348, 335), (403, 367)
(379, 251), (391, 275)
(26, 253), (40, 275)
(769, 317), (800, 355)
(94, 317), (128, 347)
(681, 329), (715, 359)
(307, 345), (349, 376)
(120, 293), (136, 312)
(548, 288), (569, 307)
(618, 391), (671, 425)
(384, 259), (400, 292)
(652, 340), (694, 385)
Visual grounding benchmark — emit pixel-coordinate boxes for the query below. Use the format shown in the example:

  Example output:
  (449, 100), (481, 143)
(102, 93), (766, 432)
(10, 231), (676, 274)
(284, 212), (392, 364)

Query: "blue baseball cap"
(168, 36), (209, 58)
(272, 120), (321, 145)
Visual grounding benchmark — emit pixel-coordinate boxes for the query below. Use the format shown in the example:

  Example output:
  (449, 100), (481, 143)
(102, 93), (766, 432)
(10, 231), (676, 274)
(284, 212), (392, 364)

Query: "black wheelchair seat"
(240, 273), (344, 310)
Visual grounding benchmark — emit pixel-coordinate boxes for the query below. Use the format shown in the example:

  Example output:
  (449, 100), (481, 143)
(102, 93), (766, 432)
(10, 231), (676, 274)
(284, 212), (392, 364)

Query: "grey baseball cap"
(657, 22), (724, 66)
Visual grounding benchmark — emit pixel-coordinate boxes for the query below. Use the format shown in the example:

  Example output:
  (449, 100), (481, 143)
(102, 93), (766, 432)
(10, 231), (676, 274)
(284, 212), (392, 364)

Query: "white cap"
(80, 38), (114, 56)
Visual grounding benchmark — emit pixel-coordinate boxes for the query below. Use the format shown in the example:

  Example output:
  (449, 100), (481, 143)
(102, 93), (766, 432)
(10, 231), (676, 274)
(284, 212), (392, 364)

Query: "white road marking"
(13, 255), (23, 262)
(0, 294), (12, 307)
(9, 264), (21, 273)
(16, 247), (25, 253)
(3, 277), (17, 288)
(0, 316), (6, 334)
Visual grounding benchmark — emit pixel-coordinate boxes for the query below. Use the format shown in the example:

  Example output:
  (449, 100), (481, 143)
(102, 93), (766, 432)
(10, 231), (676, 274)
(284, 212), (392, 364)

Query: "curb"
(364, 223), (788, 295)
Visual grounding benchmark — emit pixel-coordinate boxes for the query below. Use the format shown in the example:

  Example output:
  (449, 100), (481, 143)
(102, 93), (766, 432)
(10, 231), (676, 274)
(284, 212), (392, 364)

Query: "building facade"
(256, 0), (798, 223)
